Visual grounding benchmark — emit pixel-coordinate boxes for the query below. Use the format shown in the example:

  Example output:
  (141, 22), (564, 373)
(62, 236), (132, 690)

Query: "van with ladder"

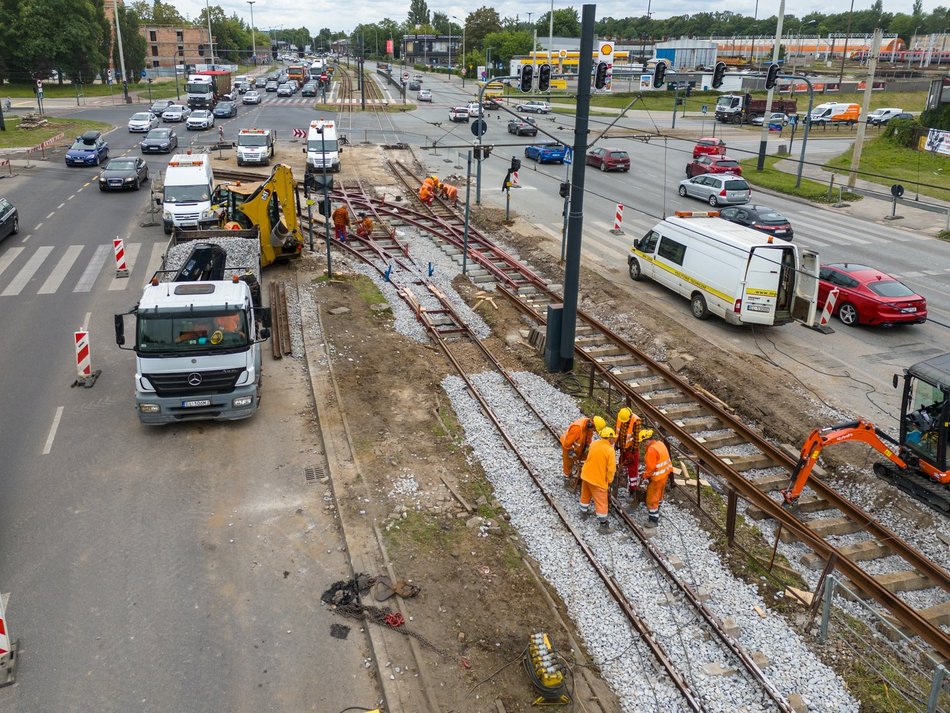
(627, 211), (819, 326)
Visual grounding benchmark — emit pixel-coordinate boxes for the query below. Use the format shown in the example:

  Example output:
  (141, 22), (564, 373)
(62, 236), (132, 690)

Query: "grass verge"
(0, 117), (112, 150)
(739, 155), (861, 203)
(823, 137), (950, 203)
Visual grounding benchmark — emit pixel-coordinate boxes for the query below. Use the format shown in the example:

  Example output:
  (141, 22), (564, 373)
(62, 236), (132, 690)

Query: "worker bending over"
(614, 407), (641, 496)
(641, 433), (673, 526)
(579, 427), (618, 534)
(560, 415), (606, 487)
(331, 204), (350, 242)
(418, 183), (435, 206)
(355, 212), (374, 238)
(439, 183), (459, 205)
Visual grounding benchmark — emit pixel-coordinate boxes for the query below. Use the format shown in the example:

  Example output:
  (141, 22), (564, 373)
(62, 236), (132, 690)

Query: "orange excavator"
(782, 353), (950, 514)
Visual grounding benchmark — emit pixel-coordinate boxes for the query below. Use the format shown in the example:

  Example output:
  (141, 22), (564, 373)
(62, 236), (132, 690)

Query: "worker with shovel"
(560, 415), (606, 489)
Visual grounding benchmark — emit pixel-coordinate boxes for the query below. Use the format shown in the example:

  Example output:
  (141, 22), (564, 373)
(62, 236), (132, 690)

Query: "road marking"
(83, 312), (91, 331)
(38, 245), (84, 294)
(2, 245), (53, 296)
(35, 222), (43, 230)
(45, 211), (54, 219)
(141, 242), (166, 286)
(20, 233), (32, 244)
(109, 242), (141, 290)
(73, 244), (111, 292)
(84, 182), (91, 188)
(68, 194), (76, 200)
(57, 202), (65, 209)
(43, 406), (64, 455)
(0, 247), (25, 281)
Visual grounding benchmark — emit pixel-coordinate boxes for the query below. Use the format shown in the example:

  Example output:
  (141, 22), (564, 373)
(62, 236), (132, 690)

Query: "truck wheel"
(838, 302), (859, 326)
(691, 293), (710, 320)
(628, 259), (642, 281)
(163, 224), (172, 235)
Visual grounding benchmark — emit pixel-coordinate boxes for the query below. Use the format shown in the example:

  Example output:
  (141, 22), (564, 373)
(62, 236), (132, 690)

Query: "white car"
(161, 104), (191, 122)
(515, 100), (551, 114)
(751, 112), (789, 127)
(449, 106), (470, 122)
(417, 89), (432, 102)
(466, 101), (483, 117)
(243, 90), (262, 105)
(128, 111), (159, 132)
(186, 110), (215, 130)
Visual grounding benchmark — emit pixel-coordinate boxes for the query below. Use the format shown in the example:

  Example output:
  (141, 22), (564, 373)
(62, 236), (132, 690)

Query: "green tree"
(537, 8), (580, 37)
(431, 11), (451, 34)
(407, 0), (429, 27)
(465, 7), (502, 49)
(481, 30), (533, 68)
(18, 0), (108, 83)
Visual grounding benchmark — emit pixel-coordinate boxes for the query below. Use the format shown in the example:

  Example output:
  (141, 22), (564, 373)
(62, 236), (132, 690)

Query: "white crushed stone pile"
(163, 236), (262, 281)
(442, 370), (858, 712)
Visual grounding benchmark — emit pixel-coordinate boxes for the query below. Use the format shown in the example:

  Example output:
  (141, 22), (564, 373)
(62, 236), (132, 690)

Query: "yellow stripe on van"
(745, 287), (777, 297)
(631, 249), (734, 303)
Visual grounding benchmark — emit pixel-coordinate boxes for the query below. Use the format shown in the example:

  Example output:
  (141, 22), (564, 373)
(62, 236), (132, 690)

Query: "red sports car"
(686, 155), (743, 177)
(692, 137), (726, 159)
(817, 263), (927, 327)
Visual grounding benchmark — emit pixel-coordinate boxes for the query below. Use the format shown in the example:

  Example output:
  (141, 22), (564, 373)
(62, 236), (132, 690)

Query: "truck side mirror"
(893, 374), (899, 389)
(259, 327), (271, 340)
(114, 314), (125, 346)
(154, 196), (162, 206)
(302, 147), (306, 153)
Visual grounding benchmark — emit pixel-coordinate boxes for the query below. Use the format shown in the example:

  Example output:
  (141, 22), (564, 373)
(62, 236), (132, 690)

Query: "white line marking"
(2, 245), (53, 296)
(57, 202), (65, 209)
(0, 246), (26, 282)
(43, 406), (64, 455)
(108, 242), (141, 290)
(73, 244), (111, 292)
(21, 233), (31, 243)
(68, 194), (76, 201)
(45, 211), (54, 219)
(38, 245), (84, 294)
(142, 242), (166, 287)
(83, 312), (91, 331)
(35, 222), (43, 230)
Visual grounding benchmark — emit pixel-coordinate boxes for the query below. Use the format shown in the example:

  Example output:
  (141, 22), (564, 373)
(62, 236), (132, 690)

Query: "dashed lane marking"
(35, 222), (43, 230)
(57, 202), (65, 209)
(68, 194), (76, 200)
(45, 211), (54, 219)
(42, 406), (64, 455)
(20, 233), (32, 244)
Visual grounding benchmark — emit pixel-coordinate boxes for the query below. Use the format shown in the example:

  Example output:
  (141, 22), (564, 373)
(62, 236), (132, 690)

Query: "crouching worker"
(579, 427), (617, 534)
(355, 212), (374, 238)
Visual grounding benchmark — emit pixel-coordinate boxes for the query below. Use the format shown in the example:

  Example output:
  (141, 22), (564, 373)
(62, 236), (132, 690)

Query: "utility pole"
(548, 0), (555, 76)
(755, 0), (785, 170)
(205, 0), (215, 66)
(113, 0), (131, 104)
(247, 1), (256, 66)
(838, 0), (855, 85)
(848, 29), (882, 189)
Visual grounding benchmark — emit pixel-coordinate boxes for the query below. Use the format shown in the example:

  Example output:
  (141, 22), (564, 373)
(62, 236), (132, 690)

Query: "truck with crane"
(782, 353), (950, 514)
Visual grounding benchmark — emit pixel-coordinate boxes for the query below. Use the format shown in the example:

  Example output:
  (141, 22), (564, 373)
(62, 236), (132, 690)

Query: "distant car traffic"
(524, 143), (567, 164)
(265, 80), (279, 92)
(880, 112), (915, 125)
(128, 112), (159, 132)
(301, 82), (318, 96)
(255, 77), (267, 88)
(98, 157), (149, 191)
(866, 107), (903, 125)
(692, 137), (726, 159)
(243, 90), (262, 105)
(277, 83), (294, 96)
(0, 197), (18, 241)
(408, 81), (421, 90)
(139, 127), (178, 154)
(148, 99), (174, 117)
(718, 205), (794, 240)
(817, 263), (927, 327)
(417, 88), (432, 102)
(585, 147), (630, 172)
(686, 155), (743, 178)
(213, 101), (238, 118)
(413, 73), (423, 82)
(186, 110), (215, 130)
(162, 104), (191, 122)
(751, 112), (789, 127)
(449, 106), (470, 122)
(465, 101), (483, 116)
(515, 100), (551, 114)
(678, 174), (751, 206)
(507, 117), (538, 136)
(64, 131), (109, 166)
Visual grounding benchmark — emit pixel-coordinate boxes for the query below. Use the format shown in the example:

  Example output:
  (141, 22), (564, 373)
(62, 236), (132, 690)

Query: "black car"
(255, 77), (267, 88)
(408, 80), (421, 90)
(149, 99), (174, 116)
(139, 127), (179, 154)
(718, 204), (794, 240)
(507, 117), (538, 136)
(0, 197), (18, 241)
(301, 82), (318, 97)
(98, 157), (149, 191)
(213, 101), (238, 118)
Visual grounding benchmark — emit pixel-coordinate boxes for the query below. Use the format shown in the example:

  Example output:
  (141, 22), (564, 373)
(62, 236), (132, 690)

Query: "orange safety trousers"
(645, 473), (669, 511)
(579, 481), (609, 519)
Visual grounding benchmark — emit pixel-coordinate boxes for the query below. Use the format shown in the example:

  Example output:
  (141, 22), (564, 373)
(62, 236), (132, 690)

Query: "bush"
(920, 102), (950, 131)
(882, 117), (921, 148)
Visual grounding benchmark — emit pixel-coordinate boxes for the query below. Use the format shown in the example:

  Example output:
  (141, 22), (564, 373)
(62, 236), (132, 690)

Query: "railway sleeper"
(659, 403), (708, 419)
(640, 391), (693, 406)
(676, 415), (727, 433)
(606, 363), (653, 378)
(694, 430), (748, 450)
(778, 516), (863, 542)
(841, 570), (935, 601)
(746, 494), (831, 521)
(717, 452), (777, 471)
(882, 600), (950, 643)
(800, 539), (891, 569)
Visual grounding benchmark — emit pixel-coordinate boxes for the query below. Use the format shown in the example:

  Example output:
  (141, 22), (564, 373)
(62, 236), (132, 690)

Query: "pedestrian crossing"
(0, 241), (166, 298)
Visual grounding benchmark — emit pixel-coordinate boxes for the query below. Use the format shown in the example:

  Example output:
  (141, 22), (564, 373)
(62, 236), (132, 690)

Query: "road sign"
(564, 147), (573, 165)
(35, 79), (42, 90)
(140, 69), (147, 78)
(402, 71), (410, 81)
(701, 104), (708, 114)
(292, 128), (306, 138)
(471, 119), (487, 138)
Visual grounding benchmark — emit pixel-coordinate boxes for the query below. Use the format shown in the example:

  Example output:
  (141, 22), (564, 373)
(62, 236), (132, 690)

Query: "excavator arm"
(781, 419), (907, 505)
(237, 164), (305, 268)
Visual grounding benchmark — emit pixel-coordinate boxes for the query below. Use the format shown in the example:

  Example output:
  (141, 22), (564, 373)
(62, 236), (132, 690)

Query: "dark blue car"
(524, 143), (567, 164)
(65, 130), (109, 167)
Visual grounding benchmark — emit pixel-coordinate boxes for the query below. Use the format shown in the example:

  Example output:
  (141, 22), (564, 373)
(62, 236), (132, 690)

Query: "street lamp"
(749, 0), (759, 65)
(247, 1), (256, 66)
(452, 15), (466, 86)
(112, 0), (131, 104)
(793, 20), (817, 76)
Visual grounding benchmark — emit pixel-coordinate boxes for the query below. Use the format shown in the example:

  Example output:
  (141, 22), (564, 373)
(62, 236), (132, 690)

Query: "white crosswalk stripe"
(0, 247), (25, 283)
(73, 244), (111, 293)
(142, 242), (166, 287)
(38, 245), (84, 294)
(2, 246), (53, 296)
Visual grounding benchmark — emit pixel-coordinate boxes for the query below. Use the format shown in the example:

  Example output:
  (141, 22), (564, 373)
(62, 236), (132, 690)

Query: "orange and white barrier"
(816, 288), (839, 332)
(0, 591), (17, 685)
(75, 331), (92, 380)
(113, 238), (129, 277)
(512, 170), (520, 187)
(0, 159), (10, 176)
(610, 203), (625, 235)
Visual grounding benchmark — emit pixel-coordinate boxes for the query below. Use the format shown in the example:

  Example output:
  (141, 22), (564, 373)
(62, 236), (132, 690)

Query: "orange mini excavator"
(782, 353), (950, 514)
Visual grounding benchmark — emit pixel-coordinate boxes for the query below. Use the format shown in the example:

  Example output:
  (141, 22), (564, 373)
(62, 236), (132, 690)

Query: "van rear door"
(741, 246), (786, 324)
(791, 249), (820, 325)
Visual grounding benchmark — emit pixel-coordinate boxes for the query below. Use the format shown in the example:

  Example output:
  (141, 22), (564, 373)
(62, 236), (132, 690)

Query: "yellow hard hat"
(638, 429), (654, 443)
(600, 427), (616, 439)
(593, 416), (607, 433)
(617, 407), (632, 423)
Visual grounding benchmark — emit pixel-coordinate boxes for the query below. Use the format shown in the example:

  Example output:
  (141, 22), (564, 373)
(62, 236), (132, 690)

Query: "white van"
(808, 102), (861, 126)
(162, 153), (217, 235)
(867, 107), (903, 125)
(304, 119), (341, 173)
(236, 128), (275, 166)
(627, 211), (819, 326)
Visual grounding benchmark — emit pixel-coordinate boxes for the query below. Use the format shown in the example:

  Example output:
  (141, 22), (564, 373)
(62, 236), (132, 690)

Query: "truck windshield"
(240, 135), (269, 146)
(185, 82), (211, 93)
(716, 97), (735, 109)
(137, 310), (249, 353)
(307, 139), (339, 152)
(164, 184), (210, 203)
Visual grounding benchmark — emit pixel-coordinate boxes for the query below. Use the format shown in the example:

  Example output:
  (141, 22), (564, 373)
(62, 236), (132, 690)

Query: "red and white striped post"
(511, 169), (520, 187)
(113, 238), (129, 278)
(75, 331), (92, 381)
(814, 288), (839, 333)
(0, 590), (17, 685)
(610, 203), (625, 235)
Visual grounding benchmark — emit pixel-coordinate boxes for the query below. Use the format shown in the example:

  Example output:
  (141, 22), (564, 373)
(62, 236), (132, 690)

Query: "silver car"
(161, 104), (191, 122)
(678, 174), (751, 206)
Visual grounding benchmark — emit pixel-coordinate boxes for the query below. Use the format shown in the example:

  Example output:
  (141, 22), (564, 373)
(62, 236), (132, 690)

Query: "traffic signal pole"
(756, 0), (785, 170)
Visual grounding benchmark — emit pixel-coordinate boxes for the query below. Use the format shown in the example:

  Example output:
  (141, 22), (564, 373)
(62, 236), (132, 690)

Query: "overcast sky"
(176, 1), (947, 35)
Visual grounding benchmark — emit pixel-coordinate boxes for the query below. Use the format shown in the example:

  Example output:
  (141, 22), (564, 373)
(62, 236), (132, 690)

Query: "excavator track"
(874, 462), (950, 515)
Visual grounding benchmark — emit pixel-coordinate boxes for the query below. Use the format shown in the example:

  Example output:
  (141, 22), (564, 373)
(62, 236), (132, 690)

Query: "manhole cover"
(304, 465), (325, 484)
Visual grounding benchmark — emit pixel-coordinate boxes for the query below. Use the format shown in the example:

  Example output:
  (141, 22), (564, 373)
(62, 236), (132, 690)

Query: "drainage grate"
(304, 465), (325, 484)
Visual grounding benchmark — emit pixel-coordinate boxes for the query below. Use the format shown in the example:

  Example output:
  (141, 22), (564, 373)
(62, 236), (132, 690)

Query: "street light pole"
(453, 16), (466, 86)
(113, 0), (131, 104)
(205, 0), (215, 66)
(750, 0), (759, 65)
(838, 0), (855, 85)
(247, 1), (256, 66)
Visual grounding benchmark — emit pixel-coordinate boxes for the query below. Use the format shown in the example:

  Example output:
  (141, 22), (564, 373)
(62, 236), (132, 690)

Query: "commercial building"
(140, 25), (214, 70)
(401, 34), (462, 67)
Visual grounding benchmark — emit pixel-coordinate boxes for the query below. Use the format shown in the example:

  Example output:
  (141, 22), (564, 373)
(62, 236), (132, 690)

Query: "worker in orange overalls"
(439, 183), (459, 205)
(560, 415), (606, 488)
(641, 433), (673, 527)
(418, 183), (435, 206)
(331, 204), (350, 242)
(355, 212), (374, 238)
(613, 407), (641, 498)
(579, 427), (618, 534)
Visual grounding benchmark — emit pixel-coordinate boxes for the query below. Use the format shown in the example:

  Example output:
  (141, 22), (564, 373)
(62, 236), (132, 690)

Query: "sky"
(175, 1), (947, 36)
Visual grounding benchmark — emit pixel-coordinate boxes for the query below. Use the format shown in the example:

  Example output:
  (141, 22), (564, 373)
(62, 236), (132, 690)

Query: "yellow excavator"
(174, 163), (305, 268)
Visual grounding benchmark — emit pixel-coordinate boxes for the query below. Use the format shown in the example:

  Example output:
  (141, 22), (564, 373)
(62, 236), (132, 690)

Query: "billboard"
(925, 128), (950, 157)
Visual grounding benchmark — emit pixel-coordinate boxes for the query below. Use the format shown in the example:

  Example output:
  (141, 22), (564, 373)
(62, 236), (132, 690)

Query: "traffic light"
(712, 61), (727, 89)
(652, 61), (667, 89)
(594, 62), (609, 90)
(559, 182), (570, 199)
(474, 145), (492, 161)
(519, 64), (534, 93)
(317, 196), (331, 217)
(198, 43), (205, 57)
(537, 63), (551, 92)
(510, 157), (521, 173)
(765, 63), (779, 90)
(685, 83), (692, 97)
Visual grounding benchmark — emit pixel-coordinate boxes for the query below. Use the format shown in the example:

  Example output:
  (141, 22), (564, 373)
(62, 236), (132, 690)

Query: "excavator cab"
(898, 354), (950, 473)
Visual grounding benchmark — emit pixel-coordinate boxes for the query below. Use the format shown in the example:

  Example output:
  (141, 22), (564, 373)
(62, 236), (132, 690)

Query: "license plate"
(747, 304), (770, 313)
(182, 399), (211, 408)
(774, 229), (786, 234)
(901, 307), (917, 313)
(109, 180), (121, 185)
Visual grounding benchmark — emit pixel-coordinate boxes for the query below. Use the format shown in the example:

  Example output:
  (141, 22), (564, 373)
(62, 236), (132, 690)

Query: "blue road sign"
(701, 104), (708, 114)
(564, 147), (573, 165)
(140, 69), (148, 78)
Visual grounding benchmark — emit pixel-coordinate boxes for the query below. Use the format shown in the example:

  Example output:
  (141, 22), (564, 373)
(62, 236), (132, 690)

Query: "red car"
(692, 137), (726, 159)
(817, 263), (927, 327)
(585, 147), (630, 172)
(686, 155), (743, 178)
